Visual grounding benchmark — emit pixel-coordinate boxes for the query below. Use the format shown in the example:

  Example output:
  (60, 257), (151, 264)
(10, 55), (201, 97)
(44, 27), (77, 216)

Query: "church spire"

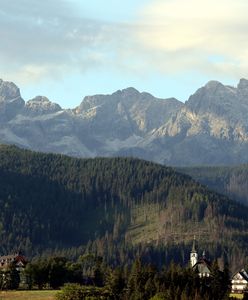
(190, 236), (198, 267)
(192, 235), (196, 252)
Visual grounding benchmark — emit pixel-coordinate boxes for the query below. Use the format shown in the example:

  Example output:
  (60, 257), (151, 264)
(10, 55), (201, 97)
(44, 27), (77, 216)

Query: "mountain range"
(1, 78), (248, 166)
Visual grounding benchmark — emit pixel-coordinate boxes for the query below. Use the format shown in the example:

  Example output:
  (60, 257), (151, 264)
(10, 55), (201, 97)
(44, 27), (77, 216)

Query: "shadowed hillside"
(179, 165), (248, 206)
(0, 144), (248, 270)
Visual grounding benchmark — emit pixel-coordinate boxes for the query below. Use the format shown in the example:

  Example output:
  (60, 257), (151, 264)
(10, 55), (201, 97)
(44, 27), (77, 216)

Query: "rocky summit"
(0, 78), (248, 166)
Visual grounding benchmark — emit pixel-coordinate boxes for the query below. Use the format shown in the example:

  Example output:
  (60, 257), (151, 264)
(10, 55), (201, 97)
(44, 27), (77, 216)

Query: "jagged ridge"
(1, 79), (248, 166)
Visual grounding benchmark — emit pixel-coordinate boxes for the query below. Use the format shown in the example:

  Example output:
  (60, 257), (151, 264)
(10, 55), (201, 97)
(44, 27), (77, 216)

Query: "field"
(0, 290), (243, 299)
(230, 293), (244, 299)
(0, 290), (57, 300)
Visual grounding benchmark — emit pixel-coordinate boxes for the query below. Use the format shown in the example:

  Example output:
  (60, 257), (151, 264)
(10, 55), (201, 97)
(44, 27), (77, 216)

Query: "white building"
(231, 269), (248, 294)
(190, 238), (198, 267)
(190, 238), (211, 277)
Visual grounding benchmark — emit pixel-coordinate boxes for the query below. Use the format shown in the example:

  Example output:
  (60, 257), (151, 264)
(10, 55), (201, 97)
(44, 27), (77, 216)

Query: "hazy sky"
(1, 0), (248, 108)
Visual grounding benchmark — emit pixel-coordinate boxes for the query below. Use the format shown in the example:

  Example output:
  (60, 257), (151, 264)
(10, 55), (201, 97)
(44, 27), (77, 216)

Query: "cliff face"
(0, 79), (25, 122)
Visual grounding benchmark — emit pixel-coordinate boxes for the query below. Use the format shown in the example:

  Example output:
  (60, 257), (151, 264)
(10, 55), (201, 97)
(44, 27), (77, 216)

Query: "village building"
(190, 238), (211, 277)
(231, 269), (248, 294)
(0, 252), (27, 271)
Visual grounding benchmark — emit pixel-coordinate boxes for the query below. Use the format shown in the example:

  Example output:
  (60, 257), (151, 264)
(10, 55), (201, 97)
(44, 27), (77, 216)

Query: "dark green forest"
(0, 144), (248, 270)
(26, 256), (231, 300)
(179, 165), (248, 206)
(0, 254), (232, 299)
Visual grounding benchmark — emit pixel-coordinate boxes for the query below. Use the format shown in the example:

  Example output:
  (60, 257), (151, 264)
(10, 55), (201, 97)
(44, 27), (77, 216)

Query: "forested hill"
(0, 145), (248, 269)
(179, 165), (248, 206)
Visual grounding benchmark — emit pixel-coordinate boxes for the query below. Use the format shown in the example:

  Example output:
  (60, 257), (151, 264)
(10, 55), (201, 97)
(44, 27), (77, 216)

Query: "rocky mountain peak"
(238, 78), (248, 90)
(0, 79), (22, 102)
(237, 78), (248, 99)
(76, 87), (141, 114)
(186, 79), (238, 116)
(204, 80), (224, 90)
(25, 96), (62, 115)
(113, 87), (140, 98)
(0, 79), (25, 121)
(31, 96), (50, 102)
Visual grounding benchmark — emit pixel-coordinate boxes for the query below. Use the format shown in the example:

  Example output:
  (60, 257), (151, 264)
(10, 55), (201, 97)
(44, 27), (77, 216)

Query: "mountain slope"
(0, 145), (248, 269)
(2, 78), (248, 166)
(179, 164), (248, 206)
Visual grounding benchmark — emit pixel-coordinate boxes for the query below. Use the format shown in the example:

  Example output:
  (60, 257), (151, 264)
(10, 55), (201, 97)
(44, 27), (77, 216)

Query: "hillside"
(179, 164), (248, 206)
(0, 145), (248, 269)
(2, 78), (248, 166)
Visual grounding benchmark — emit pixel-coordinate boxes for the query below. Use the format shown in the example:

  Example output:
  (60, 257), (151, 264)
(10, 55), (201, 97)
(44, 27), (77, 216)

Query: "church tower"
(190, 236), (198, 267)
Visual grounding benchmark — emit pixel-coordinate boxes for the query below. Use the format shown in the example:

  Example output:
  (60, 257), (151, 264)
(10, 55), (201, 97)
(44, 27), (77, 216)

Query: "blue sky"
(1, 0), (248, 108)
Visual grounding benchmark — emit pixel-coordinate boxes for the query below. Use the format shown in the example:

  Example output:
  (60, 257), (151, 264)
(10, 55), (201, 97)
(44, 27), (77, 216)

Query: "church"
(190, 237), (211, 277)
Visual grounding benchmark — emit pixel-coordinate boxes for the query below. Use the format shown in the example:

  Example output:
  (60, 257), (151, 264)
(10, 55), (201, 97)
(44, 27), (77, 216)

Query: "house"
(231, 269), (248, 294)
(190, 238), (211, 277)
(192, 255), (211, 277)
(0, 252), (27, 271)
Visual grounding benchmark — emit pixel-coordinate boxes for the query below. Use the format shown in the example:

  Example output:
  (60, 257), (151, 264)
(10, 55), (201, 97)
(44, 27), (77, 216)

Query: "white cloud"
(135, 0), (248, 78)
(1, 0), (248, 88)
(0, 0), (132, 84)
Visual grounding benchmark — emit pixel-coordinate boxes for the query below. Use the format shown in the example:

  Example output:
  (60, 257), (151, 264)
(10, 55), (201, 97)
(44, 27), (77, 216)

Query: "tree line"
(0, 254), (233, 300)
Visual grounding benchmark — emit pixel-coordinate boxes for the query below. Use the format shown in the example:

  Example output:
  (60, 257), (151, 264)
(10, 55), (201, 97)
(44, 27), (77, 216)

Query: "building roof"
(232, 269), (248, 281)
(193, 257), (211, 275)
(0, 253), (27, 268)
